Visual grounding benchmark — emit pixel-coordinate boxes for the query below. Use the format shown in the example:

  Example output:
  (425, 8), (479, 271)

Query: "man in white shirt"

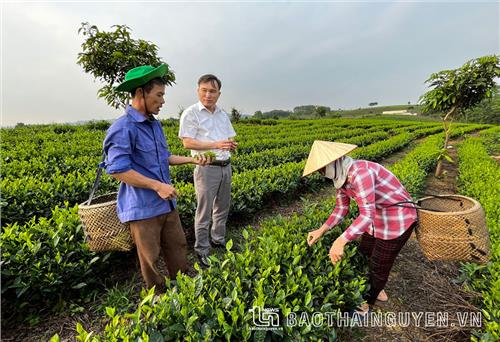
(178, 74), (237, 266)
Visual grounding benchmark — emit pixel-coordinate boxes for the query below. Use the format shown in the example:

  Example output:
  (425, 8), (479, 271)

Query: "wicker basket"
(415, 195), (490, 264)
(78, 193), (134, 252)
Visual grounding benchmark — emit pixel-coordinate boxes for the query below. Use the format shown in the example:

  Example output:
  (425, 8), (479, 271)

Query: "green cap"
(115, 64), (168, 92)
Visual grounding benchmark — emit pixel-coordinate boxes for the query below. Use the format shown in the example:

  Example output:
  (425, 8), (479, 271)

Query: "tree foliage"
(77, 22), (175, 109)
(261, 109), (292, 118)
(419, 55), (499, 117)
(293, 105), (331, 116)
(253, 110), (263, 119)
(419, 55), (499, 175)
(314, 106), (328, 117)
(230, 107), (241, 122)
(458, 86), (500, 124)
(293, 105), (316, 114)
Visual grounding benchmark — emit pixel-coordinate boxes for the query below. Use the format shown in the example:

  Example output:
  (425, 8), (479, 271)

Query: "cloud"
(1, 2), (498, 125)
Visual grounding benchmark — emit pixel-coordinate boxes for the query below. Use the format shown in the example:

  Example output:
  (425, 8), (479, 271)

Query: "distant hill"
(337, 105), (423, 117)
(253, 104), (424, 120)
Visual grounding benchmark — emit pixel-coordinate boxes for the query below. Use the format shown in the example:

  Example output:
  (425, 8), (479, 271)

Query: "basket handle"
(385, 194), (464, 212)
(84, 152), (106, 206)
(84, 152), (176, 210)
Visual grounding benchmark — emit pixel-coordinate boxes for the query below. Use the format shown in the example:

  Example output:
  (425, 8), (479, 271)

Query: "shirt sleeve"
(178, 109), (199, 139)
(341, 168), (377, 241)
(324, 189), (350, 228)
(103, 124), (134, 174)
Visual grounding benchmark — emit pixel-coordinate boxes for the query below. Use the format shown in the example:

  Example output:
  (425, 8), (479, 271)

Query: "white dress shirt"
(178, 102), (236, 160)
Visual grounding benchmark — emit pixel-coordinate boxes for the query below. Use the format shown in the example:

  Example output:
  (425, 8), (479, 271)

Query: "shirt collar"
(126, 105), (155, 123)
(197, 101), (220, 114)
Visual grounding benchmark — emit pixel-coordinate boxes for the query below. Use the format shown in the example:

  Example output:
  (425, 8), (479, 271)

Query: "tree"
(458, 85), (500, 124)
(261, 109), (292, 118)
(254, 110), (263, 119)
(314, 106), (328, 118)
(230, 107), (241, 122)
(419, 55), (499, 176)
(77, 22), (175, 109)
(368, 102), (378, 107)
(293, 105), (316, 115)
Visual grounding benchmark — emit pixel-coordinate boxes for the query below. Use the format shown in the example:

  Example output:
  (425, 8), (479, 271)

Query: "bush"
(457, 136), (500, 341)
(1, 205), (111, 322)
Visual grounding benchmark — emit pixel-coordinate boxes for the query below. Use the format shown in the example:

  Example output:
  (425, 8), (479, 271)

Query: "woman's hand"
(329, 236), (348, 264)
(307, 224), (329, 246)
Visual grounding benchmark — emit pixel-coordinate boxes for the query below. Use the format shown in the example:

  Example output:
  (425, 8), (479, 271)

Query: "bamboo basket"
(78, 193), (133, 252)
(415, 195), (490, 264)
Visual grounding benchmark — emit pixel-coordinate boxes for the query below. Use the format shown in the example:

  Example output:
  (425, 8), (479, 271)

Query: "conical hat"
(302, 141), (357, 177)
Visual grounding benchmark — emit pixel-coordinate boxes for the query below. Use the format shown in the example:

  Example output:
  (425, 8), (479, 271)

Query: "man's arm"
(181, 137), (235, 151)
(168, 154), (210, 165)
(111, 169), (178, 200)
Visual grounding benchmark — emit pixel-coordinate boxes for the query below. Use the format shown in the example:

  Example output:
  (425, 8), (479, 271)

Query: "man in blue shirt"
(103, 64), (209, 291)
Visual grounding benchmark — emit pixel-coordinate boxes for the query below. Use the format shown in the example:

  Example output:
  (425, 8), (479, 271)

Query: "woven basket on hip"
(78, 153), (133, 252)
(79, 192), (133, 252)
(415, 194), (490, 264)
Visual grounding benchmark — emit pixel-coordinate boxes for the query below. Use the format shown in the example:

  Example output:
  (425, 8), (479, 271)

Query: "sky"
(1, 1), (499, 126)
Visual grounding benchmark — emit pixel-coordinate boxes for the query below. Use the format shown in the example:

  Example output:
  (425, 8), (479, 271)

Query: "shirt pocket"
(158, 139), (170, 160)
(134, 140), (156, 168)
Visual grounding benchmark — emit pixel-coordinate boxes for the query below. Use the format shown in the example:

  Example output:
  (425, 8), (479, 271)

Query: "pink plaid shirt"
(325, 160), (418, 241)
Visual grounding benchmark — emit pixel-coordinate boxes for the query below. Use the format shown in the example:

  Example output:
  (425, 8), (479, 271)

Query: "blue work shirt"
(103, 105), (175, 223)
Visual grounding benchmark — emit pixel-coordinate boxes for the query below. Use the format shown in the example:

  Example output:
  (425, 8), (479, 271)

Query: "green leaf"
(72, 282), (87, 290)
(105, 306), (116, 318)
(444, 154), (454, 163)
(226, 239), (233, 251)
(305, 291), (312, 306)
(49, 334), (61, 342)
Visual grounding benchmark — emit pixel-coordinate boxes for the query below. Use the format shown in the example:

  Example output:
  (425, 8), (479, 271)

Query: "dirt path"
(357, 138), (483, 342)
(381, 139), (424, 167)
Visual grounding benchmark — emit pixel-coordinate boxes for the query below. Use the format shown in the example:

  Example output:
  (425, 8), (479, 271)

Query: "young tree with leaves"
(77, 22), (175, 108)
(419, 55), (499, 176)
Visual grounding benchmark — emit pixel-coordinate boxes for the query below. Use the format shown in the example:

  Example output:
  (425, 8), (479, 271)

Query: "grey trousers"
(194, 164), (232, 256)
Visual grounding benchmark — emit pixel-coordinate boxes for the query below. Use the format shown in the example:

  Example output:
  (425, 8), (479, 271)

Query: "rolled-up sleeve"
(341, 169), (376, 241)
(178, 110), (198, 138)
(104, 125), (134, 174)
(325, 190), (350, 228)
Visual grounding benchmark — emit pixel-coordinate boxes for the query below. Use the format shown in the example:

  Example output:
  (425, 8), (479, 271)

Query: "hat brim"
(302, 141), (357, 177)
(115, 64), (168, 92)
(302, 160), (336, 177)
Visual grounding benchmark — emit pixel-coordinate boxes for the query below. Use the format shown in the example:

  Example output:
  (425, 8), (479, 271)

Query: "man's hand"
(329, 236), (348, 265)
(307, 224), (329, 246)
(155, 183), (178, 200)
(215, 140), (238, 151)
(192, 155), (212, 166)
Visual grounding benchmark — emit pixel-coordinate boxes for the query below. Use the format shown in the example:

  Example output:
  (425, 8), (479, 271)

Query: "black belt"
(210, 159), (231, 167)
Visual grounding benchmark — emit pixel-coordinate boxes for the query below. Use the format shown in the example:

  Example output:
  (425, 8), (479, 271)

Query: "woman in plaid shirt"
(304, 141), (418, 313)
